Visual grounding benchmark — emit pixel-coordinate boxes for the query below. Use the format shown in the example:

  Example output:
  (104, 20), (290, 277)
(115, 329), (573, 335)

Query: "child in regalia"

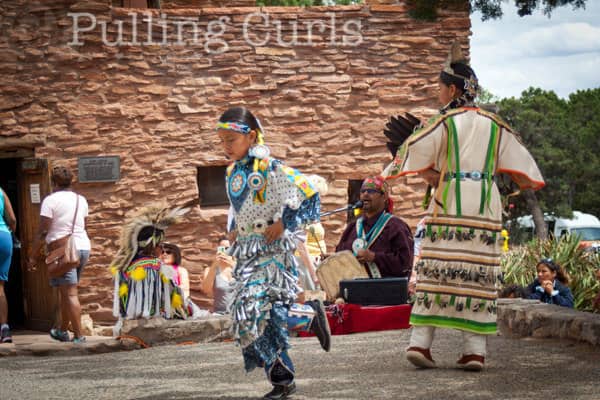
(217, 106), (330, 400)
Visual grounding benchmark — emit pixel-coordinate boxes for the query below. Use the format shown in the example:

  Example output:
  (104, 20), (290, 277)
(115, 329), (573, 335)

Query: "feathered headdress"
(110, 203), (189, 272)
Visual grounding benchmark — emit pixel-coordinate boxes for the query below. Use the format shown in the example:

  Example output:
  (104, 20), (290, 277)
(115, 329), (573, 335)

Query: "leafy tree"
(565, 89), (600, 217)
(478, 86), (499, 104)
(495, 87), (600, 228)
(409, 0), (587, 21)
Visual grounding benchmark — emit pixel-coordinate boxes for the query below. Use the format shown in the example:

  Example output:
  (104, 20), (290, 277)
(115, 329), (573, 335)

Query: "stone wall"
(0, 0), (471, 323)
(498, 299), (600, 346)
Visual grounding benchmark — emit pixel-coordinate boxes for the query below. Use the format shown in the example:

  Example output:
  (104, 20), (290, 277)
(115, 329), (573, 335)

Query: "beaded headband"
(216, 121), (251, 135)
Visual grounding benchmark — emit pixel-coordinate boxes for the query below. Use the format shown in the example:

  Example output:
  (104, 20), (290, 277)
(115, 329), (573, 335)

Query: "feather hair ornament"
(443, 40), (468, 76)
(110, 203), (190, 272)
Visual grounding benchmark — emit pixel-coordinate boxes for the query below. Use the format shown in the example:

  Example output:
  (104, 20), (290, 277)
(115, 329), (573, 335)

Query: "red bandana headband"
(361, 176), (393, 213)
(362, 176), (388, 193)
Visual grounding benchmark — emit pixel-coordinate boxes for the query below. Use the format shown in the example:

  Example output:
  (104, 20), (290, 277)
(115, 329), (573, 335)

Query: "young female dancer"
(217, 106), (329, 399)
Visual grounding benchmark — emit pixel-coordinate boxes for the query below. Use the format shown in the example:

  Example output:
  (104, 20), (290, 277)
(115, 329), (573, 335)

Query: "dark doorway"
(0, 158), (25, 328)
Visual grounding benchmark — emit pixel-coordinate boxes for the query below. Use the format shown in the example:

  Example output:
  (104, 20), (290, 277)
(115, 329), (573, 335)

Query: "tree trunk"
(523, 189), (547, 240)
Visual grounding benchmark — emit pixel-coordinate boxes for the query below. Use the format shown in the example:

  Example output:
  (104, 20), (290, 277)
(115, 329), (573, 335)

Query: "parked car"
(511, 211), (600, 252)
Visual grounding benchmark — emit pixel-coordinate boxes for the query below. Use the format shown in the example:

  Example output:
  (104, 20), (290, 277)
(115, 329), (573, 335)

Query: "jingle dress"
(226, 155), (320, 372)
(384, 107), (544, 334)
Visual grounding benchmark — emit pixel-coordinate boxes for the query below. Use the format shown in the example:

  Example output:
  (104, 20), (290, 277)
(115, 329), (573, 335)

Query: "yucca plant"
(501, 234), (600, 312)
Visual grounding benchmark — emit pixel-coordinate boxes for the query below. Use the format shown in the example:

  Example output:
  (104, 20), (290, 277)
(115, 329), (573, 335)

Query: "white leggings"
(409, 325), (487, 357)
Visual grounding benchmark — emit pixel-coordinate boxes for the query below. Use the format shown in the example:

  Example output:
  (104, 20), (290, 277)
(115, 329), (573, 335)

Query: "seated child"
(526, 258), (574, 308)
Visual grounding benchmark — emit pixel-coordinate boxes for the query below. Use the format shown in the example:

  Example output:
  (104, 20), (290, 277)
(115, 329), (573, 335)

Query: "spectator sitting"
(526, 258), (574, 308)
(159, 243), (190, 300)
(200, 238), (235, 314)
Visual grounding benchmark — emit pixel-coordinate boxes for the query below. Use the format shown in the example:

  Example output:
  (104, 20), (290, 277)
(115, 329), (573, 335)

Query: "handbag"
(45, 194), (80, 278)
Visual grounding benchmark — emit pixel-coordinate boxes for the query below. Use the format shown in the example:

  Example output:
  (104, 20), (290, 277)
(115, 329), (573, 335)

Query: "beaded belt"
(237, 218), (275, 235)
(443, 170), (492, 182)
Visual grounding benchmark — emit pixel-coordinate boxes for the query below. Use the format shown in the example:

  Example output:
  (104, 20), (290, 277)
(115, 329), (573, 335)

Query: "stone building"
(0, 0), (471, 328)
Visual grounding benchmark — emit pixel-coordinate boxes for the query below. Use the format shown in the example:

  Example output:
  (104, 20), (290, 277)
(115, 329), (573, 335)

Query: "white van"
(515, 211), (600, 251)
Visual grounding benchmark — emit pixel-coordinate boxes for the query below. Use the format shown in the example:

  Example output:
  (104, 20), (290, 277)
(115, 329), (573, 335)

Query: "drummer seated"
(335, 176), (413, 278)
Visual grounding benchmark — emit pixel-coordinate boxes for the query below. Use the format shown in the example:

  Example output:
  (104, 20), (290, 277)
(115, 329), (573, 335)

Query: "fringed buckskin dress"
(385, 107), (544, 335)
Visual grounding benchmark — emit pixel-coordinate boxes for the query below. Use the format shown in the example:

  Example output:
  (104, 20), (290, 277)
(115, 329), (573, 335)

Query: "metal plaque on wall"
(78, 156), (120, 183)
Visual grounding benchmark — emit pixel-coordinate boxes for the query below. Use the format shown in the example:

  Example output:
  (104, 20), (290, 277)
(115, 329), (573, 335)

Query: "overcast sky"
(470, 1), (600, 99)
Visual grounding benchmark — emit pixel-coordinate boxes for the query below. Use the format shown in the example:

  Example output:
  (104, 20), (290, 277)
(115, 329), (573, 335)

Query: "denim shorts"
(49, 250), (90, 287)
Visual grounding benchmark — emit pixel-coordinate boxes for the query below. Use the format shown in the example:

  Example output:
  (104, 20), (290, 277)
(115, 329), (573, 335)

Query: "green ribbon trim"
(410, 314), (498, 334)
(480, 121), (499, 214)
(447, 117), (461, 217)
(442, 123), (452, 214)
(422, 185), (432, 209)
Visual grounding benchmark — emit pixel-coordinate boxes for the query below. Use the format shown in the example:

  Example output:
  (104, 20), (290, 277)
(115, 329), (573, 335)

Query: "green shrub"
(501, 234), (600, 312)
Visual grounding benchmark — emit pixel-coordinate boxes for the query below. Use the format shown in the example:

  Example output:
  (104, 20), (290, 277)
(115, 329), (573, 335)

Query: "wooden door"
(17, 158), (57, 331)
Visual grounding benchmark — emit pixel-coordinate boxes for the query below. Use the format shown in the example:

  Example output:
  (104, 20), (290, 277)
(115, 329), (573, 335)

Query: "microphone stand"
(320, 201), (363, 218)
(314, 201), (362, 265)
(320, 206), (353, 218)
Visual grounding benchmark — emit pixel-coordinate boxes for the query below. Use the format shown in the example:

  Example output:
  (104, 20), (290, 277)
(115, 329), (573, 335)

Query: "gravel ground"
(1, 328), (599, 400)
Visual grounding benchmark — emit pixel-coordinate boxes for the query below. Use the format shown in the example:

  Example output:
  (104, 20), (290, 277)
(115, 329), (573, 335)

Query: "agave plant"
(501, 234), (600, 312)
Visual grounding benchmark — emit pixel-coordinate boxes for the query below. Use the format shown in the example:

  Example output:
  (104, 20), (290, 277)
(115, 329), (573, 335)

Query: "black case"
(339, 278), (409, 305)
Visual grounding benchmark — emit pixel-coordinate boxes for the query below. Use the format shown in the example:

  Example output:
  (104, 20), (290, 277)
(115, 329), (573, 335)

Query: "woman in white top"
(28, 166), (91, 343)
